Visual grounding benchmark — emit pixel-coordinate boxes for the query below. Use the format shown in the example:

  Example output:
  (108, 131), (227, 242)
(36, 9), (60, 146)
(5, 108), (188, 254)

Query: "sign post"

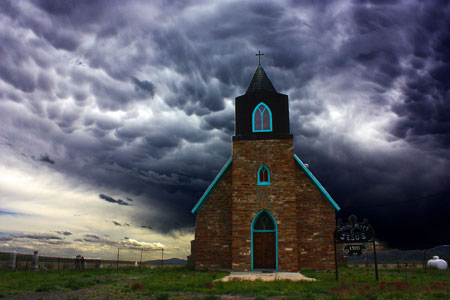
(334, 215), (378, 281)
(334, 235), (338, 280)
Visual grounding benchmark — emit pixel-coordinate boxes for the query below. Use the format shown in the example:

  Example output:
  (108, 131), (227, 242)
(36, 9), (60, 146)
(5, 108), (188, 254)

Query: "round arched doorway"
(251, 210), (278, 270)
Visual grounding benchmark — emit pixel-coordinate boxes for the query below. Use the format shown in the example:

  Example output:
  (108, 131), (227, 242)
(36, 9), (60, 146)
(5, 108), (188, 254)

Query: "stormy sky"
(0, 0), (449, 259)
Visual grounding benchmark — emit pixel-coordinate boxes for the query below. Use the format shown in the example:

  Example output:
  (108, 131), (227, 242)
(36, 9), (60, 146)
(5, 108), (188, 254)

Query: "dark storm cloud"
(1, 0), (449, 249)
(99, 194), (132, 206)
(390, 8), (450, 148)
(201, 109), (234, 135)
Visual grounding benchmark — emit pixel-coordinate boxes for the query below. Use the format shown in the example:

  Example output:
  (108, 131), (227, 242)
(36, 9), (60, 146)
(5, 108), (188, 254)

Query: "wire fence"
(0, 248), (175, 271)
(341, 246), (449, 274)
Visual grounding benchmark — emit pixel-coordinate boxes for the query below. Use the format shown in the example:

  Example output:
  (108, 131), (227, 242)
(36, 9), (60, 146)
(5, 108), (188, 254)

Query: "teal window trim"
(257, 165), (271, 185)
(191, 158), (232, 215)
(251, 210), (278, 270)
(252, 102), (273, 132)
(293, 154), (341, 211)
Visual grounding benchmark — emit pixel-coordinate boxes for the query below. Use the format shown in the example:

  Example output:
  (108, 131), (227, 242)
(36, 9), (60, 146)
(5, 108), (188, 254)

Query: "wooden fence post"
(117, 248), (120, 270)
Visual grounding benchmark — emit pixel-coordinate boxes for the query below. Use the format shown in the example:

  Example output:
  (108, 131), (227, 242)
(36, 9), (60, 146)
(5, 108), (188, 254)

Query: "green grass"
(0, 266), (449, 299)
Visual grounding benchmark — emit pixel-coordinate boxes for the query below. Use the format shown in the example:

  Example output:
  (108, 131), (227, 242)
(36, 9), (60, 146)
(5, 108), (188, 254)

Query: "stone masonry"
(231, 137), (299, 271)
(193, 166), (232, 269)
(294, 164), (336, 270)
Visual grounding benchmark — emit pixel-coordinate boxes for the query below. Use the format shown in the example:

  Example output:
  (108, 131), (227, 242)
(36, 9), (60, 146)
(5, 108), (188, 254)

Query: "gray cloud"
(130, 76), (155, 97)
(84, 234), (100, 240)
(55, 231), (72, 236)
(111, 221), (129, 227)
(0, 0), (449, 249)
(99, 194), (132, 206)
(1, 233), (71, 247)
(12, 233), (63, 240)
(39, 153), (55, 164)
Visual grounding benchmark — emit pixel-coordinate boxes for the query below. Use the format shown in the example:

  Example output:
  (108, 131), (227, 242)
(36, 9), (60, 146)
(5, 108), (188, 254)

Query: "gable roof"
(191, 158), (232, 215)
(191, 155), (341, 215)
(246, 64), (277, 94)
(294, 154), (341, 211)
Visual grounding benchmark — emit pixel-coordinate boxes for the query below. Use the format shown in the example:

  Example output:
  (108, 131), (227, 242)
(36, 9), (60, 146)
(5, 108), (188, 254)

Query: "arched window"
(252, 102), (272, 132)
(257, 165), (270, 185)
(253, 211), (275, 230)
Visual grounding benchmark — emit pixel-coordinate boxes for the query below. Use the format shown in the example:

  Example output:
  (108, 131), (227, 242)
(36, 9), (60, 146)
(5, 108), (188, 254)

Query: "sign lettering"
(334, 215), (374, 243)
(344, 244), (367, 256)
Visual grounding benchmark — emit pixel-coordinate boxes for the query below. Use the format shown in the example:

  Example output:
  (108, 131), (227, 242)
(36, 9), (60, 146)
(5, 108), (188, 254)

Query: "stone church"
(190, 62), (341, 271)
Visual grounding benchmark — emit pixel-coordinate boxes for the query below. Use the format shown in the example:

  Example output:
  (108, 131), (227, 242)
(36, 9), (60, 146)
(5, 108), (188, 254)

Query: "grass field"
(0, 265), (449, 299)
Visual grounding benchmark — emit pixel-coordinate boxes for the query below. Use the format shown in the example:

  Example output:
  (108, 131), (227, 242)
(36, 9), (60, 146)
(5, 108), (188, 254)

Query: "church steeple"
(246, 64), (277, 94)
(234, 56), (291, 141)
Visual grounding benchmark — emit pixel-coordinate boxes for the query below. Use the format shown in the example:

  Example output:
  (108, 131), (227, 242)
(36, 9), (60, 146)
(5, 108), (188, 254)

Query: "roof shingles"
(246, 64), (277, 94)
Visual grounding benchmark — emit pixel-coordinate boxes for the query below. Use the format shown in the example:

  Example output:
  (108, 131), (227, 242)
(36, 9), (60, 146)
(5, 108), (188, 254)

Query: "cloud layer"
(0, 0), (449, 253)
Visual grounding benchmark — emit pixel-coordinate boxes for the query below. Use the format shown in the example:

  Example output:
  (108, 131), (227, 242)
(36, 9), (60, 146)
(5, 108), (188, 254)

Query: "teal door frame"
(251, 209), (278, 270)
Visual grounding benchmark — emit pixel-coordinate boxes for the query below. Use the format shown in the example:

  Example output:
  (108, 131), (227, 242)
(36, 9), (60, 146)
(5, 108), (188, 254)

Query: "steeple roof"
(246, 64), (277, 94)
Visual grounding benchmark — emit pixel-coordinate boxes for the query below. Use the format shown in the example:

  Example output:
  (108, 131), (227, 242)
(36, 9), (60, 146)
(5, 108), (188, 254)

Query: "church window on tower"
(257, 165), (270, 185)
(252, 102), (272, 132)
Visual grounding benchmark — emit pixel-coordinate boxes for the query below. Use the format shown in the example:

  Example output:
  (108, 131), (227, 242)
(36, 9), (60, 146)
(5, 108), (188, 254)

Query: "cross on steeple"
(256, 50), (264, 65)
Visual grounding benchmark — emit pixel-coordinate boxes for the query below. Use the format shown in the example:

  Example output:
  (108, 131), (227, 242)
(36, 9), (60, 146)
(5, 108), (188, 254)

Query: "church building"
(190, 60), (341, 271)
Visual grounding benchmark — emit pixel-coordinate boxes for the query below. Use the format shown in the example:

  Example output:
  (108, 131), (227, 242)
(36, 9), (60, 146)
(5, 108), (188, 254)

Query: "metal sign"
(333, 214), (379, 281)
(335, 215), (374, 243)
(344, 244), (367, 256)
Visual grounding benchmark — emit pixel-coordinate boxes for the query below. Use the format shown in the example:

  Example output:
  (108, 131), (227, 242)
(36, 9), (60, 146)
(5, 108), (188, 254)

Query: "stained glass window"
(252, 103), (272, 132)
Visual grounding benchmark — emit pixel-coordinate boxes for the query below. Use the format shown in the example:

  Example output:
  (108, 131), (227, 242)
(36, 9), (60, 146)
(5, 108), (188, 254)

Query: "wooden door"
(253, 232), (276, 269)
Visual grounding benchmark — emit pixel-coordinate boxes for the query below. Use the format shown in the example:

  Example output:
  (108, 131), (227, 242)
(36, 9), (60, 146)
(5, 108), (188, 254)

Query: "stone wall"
(193, 166), (232, 270)
(295, 164), (336, 270)
(231, 137), (299, 271)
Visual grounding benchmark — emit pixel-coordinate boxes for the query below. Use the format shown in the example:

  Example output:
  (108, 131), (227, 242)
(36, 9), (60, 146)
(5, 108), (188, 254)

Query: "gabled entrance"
(251, 210), (277, 270)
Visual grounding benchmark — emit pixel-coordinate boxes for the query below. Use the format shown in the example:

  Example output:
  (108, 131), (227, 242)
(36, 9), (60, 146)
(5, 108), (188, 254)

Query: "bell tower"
(231, 58), (299, 271)
(233, 63), (292, 141)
